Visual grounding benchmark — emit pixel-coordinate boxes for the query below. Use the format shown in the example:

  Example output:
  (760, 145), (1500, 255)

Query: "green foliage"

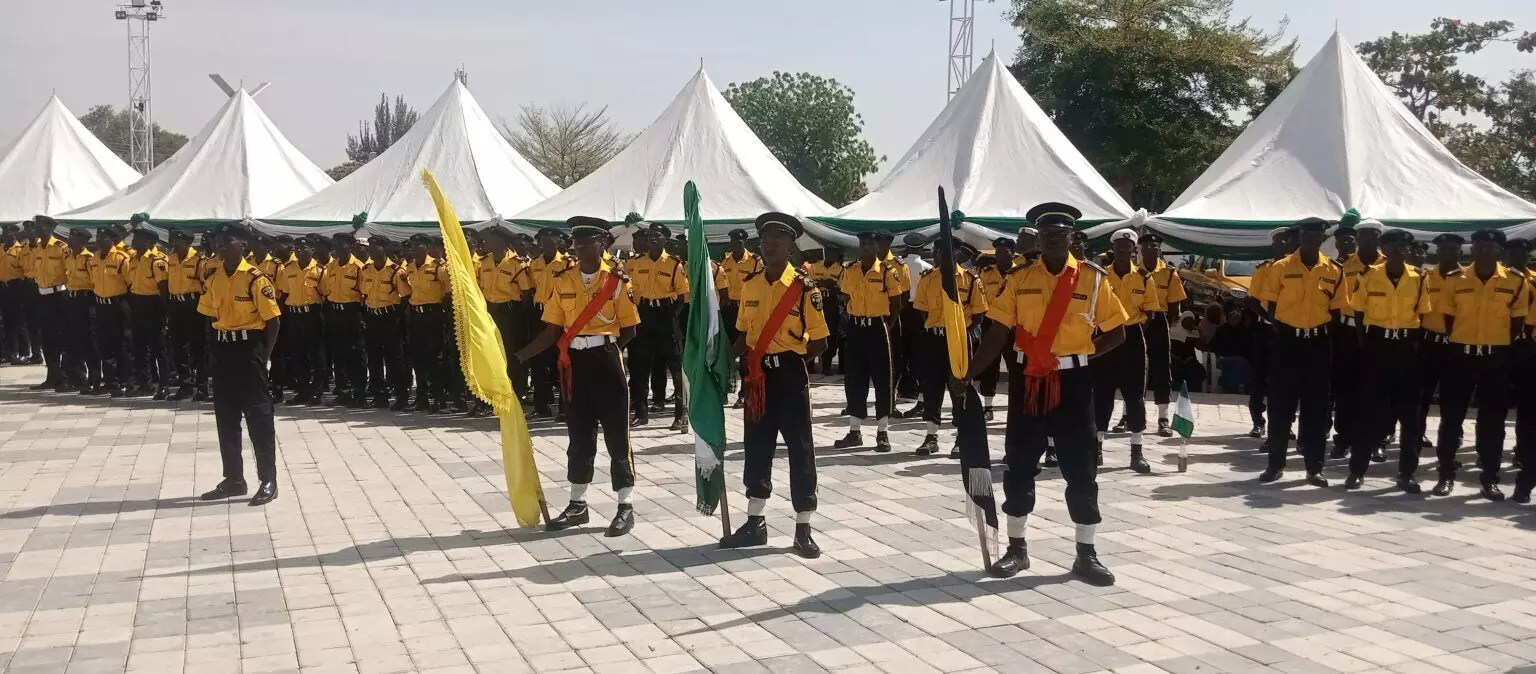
(1008, 0), (1296, 210)
(326, 160), (364, 181)
(501, 103), (630, 188)
(76, 105), (189, 169)
(722, 72), (883, 208)
(345, 94), (419, 163)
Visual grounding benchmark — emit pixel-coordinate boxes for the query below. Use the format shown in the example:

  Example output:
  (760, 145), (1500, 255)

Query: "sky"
(3, 0), (1535, 178)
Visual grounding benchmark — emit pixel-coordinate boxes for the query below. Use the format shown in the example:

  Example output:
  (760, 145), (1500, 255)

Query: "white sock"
(747, 497), (767, 517)
(795, 511), (813, 525)
(1076, 523), (1097, 545)
(925, 421), (939, 436)
(1157, 404), (1169, 421)
(1007, 515), (1028, 538)
(1096, 431), (1106, 443)
(849, 417), (861, 433)
(984, 395), (995, 408)
(616, 487), (633, 505)
(877, 417), (890, 433)
(1130, 432), (1144, 445)
(569, 483), (589, 503)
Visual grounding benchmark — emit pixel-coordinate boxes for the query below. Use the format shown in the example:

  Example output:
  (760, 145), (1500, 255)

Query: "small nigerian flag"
(1172, 381), (1195, 438)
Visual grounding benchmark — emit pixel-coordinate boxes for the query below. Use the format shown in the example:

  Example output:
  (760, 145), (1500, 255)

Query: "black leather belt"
(215, 329), (259, 342)
(1460, 344), (1505, 356)
(1365, 326), (1417, 340)
(171, 293), (199, 302)
(285, 304), (316, 314)
(849, 316), (884, 327)
(95, 295), (123, 305)
(365, 306), (396, 316)
(1282, 325), (1329, 339)
(410, 304), (443, 313)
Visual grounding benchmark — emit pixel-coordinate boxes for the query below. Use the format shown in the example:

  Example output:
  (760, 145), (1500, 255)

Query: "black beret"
(1503, 238), (1530, 251)
(875, 230), (897, 243)
(34, 215), (58, 228)
(728, 228), (750, 241)
(1471, 229), (1507, 245)
(220, 226), (254, 242)
(536, 226), (564, 239)
(332, 232), (356, 243)
(955, 242), (979, 258)
(992, 237), (1015, 249)
(367, 234), (390, 244)
(566, 216), (612, 238)
(133, 229), (160, 243)
(169, 229), (193, 242)
(648, 223), (673, 240)
(67, 227), (92, 238)
(479, 226), (513, 241)
(1378, 229), (1414, 246)
(754, 212), (801, 239)
(1295, 217), (1331, 233)
(856, 231), (883, 242)
(901, 232), (931, 249)
(1025, 202), (1082, 228)
(1140, 231), (1163, 244)
(1431, 233), (1465, 246)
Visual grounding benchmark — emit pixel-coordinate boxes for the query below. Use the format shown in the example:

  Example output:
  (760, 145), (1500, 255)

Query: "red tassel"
(745, 359), (767, 422)
(557, 345), (574, 397)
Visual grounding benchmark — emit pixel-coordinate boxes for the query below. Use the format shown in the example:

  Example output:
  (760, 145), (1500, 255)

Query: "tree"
(76, 105), (189, 169)
(326, 161), (364, 181)
(723, 72), (883, 208)
(345, 94), (419, 163)
(1357, 18), (1518, 134)
(501, 104), (630, 188)
(1008, 0), (1296, 210)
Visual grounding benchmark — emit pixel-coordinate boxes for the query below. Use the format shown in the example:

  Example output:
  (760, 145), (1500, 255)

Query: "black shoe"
(1259, 469), (1283, 483)
(874, 431), (892, 453)
(271, 390), (285, 405)
(389, 398), (409, 412)
(347, 397), (368, 410)
(532, 407), (553, 419)
(85, 385), (107, 396)
(1371, 446), (1386, 463)
(414, 398), (432, 413)
(1513, 486), (1531, 504)
(1344, 473), (1363, 490)
(1330, 444), (1347, 460)
(668, 416), (688, 433)
(1432, 478), (1454, 496)
(1129, 446), (1151, 474)
(1248, 424), (1265, 438)
(1396, 475), (1422, 494)
(949, 444), (961, 459)
(152, 387), (169, 401)
(109, 387), (126, 398)
(988, 538), (1030, 578)
(605, 504), (634, 537)
(248, 482), (277, 506)
(1481, 484), (1505, 502)
(719, 517), (768, 549)
(28, 381), (49, 391)
(546, 502), (590, 531)
(732, 394), (745, 409)
(630, 415), (649, 428)
(833, 431), (864, 449)
(1306, 473), (1329, 488)
(372, 398), (391, 409)
(984, 408), (994, 422)
(168, 387), (191, 401)
(447, 401), (467, 414)
(130, 385), (154, 397)
(1110, 418), (1128, 433)
(1072, 543), (1116, 586)
(899, 403), (925, 420)
(192, 389), (209, 402)
(1042, 450), (1059, 468)
(793, 523), (820, 559)
(285, 394), (311, 407)
(648, 400), (666, 414)
(199, 479), (248, 501)
(27, 355), (42, 365)
(1157, 419), (1173, 438)
(916, 434), (939, 456)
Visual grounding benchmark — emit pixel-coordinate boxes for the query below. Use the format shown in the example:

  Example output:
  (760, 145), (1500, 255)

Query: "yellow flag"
(421, 169), (544, 527)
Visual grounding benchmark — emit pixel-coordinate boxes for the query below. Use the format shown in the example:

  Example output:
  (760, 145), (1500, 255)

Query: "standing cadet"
(322, 234), (366, 407)
(911, 241), (987, 455)
(1097, 229), (1157, 473)
(61, 228), (100, 394)
(29, 217), (69, 390)
(476, 227), (531, 399)
(961, 202), (1126, 584)
(401, 236), (450, 412)
(1434, 229), (1525, 500)
(360, 236), (409, 410)
(719, 213), (829, 557)
(126, 229), (169, 398)
(626, 225), (689, 428)
(1138, 232), (1186, 436)
(91, 227), (133, 397)
(809, 247), (846, 376)
(1256, 218), (1349, 486)
(895, 233), (931, 415)
(513, 217), (640, 536)
(1245, 226), (1297, 437)
(164, 230), (209, 401)
(1347, 229), (1431, 492)
(275, 238), (325, 405)
(196, 226), (282, 507)
(1333, 218), (1384, 461)
(720, 229), (763, 405)
(834, 231), (903, 452)
(0, 227), (27, 364)
(525, 227), (567, 418)
(975, 237), (1017, 420)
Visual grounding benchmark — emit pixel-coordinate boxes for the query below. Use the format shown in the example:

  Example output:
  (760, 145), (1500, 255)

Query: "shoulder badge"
(743, 270), (763, 283)
(1081, 259), (1109, 276)
(920, 267), (935, 278)
(260, 283), (277, 300)
(808, 287), (823, 311)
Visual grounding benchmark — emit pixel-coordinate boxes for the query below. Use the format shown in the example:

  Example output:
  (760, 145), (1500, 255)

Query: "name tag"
(1368, 291), (1386, 297)
(1072, 293), (1088, 300)
(1131, 289), (1144, 295)
(1455, 288), (1474, 294)
(1020, 288), (1042, 295)
(1497, 287), (1515, 294)
(559, 292), (577, 299)
(745, 300), (760, 308)
(1284, 274), (1302, 279)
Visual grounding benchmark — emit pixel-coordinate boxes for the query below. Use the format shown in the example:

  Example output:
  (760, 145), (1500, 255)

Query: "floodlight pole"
(117, 1), (165, 173)
(946, 0), (975, 101)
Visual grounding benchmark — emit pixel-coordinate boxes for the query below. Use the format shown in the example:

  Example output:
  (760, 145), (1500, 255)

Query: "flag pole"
(1178, 438), (1189, 473)
(718, 483), (733, 538)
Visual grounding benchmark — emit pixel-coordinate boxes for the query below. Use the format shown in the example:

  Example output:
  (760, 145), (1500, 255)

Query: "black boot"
(988, 538), (1029, 578)
(630, 414), (649, 428)
(668, 415), (688, 433)
(546, 502), (590, 531)
(1371, 446), (1387, 463)
(1344, 473), (1364, 490)
(719, 516), (768, 549)
(199, 478), (248, 501)
(1396, 474), (1422, 495)
(1110, 417), (1128, 433)
(874, 432), (892, 453)
(1481, 483), (1505, 502)
(1432, 478), (1454, 496)
(1129, 445), (1151, 474)
(1513, 485), (1532, 504)
(793, 523), (820, 559)
(1071, 543), (1116, 586)
(916, 434), (939, 456)
(1157, 418), (1173, 438)
(832, 431), (864, 449)
(1042, 449), (1059, 468)
(605, 504), (635, 537)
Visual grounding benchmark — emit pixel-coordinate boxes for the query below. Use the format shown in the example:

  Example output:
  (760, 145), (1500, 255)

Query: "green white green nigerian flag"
(1172, 382), (1195, 438)
(682, 181), (730, 515)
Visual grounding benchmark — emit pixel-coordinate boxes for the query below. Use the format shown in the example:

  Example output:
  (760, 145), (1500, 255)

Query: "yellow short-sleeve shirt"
(720, 251), (763, 301)
(197, 259), (281, 330)
(127, 249), (168, 296)
(278, 259), (324, 307)
(1106, 263), (1160, 326)
(1146, 259), (1188, 311)
(912, 266), (988, 328)
(838, 259), (903, 318)
(64, 249), (95, 291)
(359, 260), (404, 309)
(1257, 253), (1349, 330)
(1351, 265), (1431, 330)
(165, 248), (203, 295)
(735, 266), (830, 355)
(986, 255), (1127, 357)
(1443, 264), (1528, 346)
(403, 257), (450, 306)
(628, 252), (690, 301)
(540, 261), (640, 336)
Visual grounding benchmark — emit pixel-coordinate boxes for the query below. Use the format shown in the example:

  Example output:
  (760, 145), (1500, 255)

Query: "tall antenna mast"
(115, 0), (165, 173)
(945, 0), (976, 100)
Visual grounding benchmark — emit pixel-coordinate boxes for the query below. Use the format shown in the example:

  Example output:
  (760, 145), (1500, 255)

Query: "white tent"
(827, 51), (1135, 227)
(1147, 32), (1536, 252)
(510, 68), (833, 230)
(61, 90), (332, 225)
(266, 80), (558, 232)
(0, 96), (140, 222)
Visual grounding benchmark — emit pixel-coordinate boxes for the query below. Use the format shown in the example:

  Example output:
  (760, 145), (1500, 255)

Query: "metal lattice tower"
(946, 0), (976, 100)
(115, 1), (165, 173)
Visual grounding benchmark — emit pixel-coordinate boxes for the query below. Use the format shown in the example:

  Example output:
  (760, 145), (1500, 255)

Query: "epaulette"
(1137, 266), (1152, 279)
(1256, 260), (1273, 269)
(1006, 259), (1035, 274)
(248, 268), (267, 279)
(1081, 259), (1109, 276)
(742, 270), (763, 283)
(842, 260), (855, 269)
(1444, 267), (1465, 277)
(920, 267), (935, 278)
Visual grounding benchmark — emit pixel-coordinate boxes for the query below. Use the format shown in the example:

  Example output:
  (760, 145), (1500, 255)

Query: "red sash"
(745, 278), (805, 422)
(1014, 263), (1081, 416)
(556, 271), (622, 394)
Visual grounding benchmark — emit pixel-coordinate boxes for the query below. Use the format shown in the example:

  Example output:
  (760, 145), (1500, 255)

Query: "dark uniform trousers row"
(1093, 323), (1146, 434)
(528, 303), (557, 411)
(1266, 328), (1333, 474)
(325, 303), (365, 399)
(918, 329), (962, 425)
(1438, 347), (1511, 486)
(211, 336), (277, 483)
(895, 305), (923, 398)
(1332, 323), (1363, 452)
(278, 306), (324, 397)
(742, 352), (817, 513)
(563, 344), (635, 491)
(843, 318), (893, 420)
(630, 301), (681, 417)
(1143, 313), (1174, 406)
(1003, 363), (1100, 524)
(487, 301), (525, 399)
(0, 279), (39, 360)
(34, 291), (65, 384)
(61, 292), (99, 388)
(167, 296), (208, 392)
(406, 305), (449, 405)
(94, 296), (130, 389)
(1352, 328), (1423, 477)
(363, 309), (407, 401)
(127, 295), (166, 390)
(817, 291), (841, 375)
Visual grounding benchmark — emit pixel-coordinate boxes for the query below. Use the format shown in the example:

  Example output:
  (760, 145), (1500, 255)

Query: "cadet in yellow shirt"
(834, 231), (904, 452)
(196, 225), (282, 507)
(720, 228), (763, 403)
(526, 227), (569, 418)
(401, 235), (452, 413)
(808, 247), (845, 376)
(1135, 232), (1187, 434)
(1242, 227), (1298, 438)
(60, 227), (102, 393)
(1329, 217), (1385, 463)
(718, 212), (830, 559)
(626, 224), (690, 429)
(1346, 229), (1433, 493)
(515, 217), (640, 537)
(964, 202), (1127, 585)
(161, 230), (211, 400)
(908, 239), (988, 456)
(359, 236), (408, 411)
(322, 233), (366, 407)
(1416, 233), (1463, 448)
(1435, 229), (1527, 501)
(1255, 218), (1349, 486)
(975, 237), (1019, 417)
(1095, 229), (1161, 474)
(125, 229), (170, 398)
(476, 227), (534, 408)
(0, 226), (28, 365)
(275, 238), (325, 406)
(89, 227), (135, 396)
(27, 220), (73, 386)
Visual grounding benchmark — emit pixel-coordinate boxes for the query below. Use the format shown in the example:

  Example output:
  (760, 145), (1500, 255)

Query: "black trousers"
(917, 329), (965, 425)
(1514, 343), (1536, 492)
(529, 304), (557, 411)
(62, 292), (99, 388)
(1331, 322), (1363, 450)
(442, 303), (465, 403)
(1418, 334), (1453, 442)
(563, 344), (634, 491)
(486, 301), (525, 398)
(0, 280), (27, 359)
(94, 296), (130, 389)
(721, 300), (746, 386)
(1002, 365), (1099, 524)
(895, 305), (923, 398)
(978, 318), (1004, 398)
(211, 336), (277, 483)
(1266, 328), (1332, 474)
(1144, 313), (1173, 407)
(35, 290), (63, 383)
(1249, 324), (1273, 426)
(326, 303), (365, 399)
(166, 296), (207, 390)
(1353, 328), (1423, 477)
(282, 307), (323, 397)
(817, 292), (842, 375)
(127, 294), (165, 389)
(1437, 347), (1510, 485)
(1094, 323), (1147, 434)
(843, 318), (893, 420)
(407, 305), (447, 403)
(743, 352), (816, 513)
(364, 308), (407, 400)
(630, 301), (681, 418)
(24, 281), (45, 359)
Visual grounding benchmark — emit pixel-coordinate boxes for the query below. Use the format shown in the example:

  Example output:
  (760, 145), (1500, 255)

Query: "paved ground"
(2, 363), (1536, 674)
